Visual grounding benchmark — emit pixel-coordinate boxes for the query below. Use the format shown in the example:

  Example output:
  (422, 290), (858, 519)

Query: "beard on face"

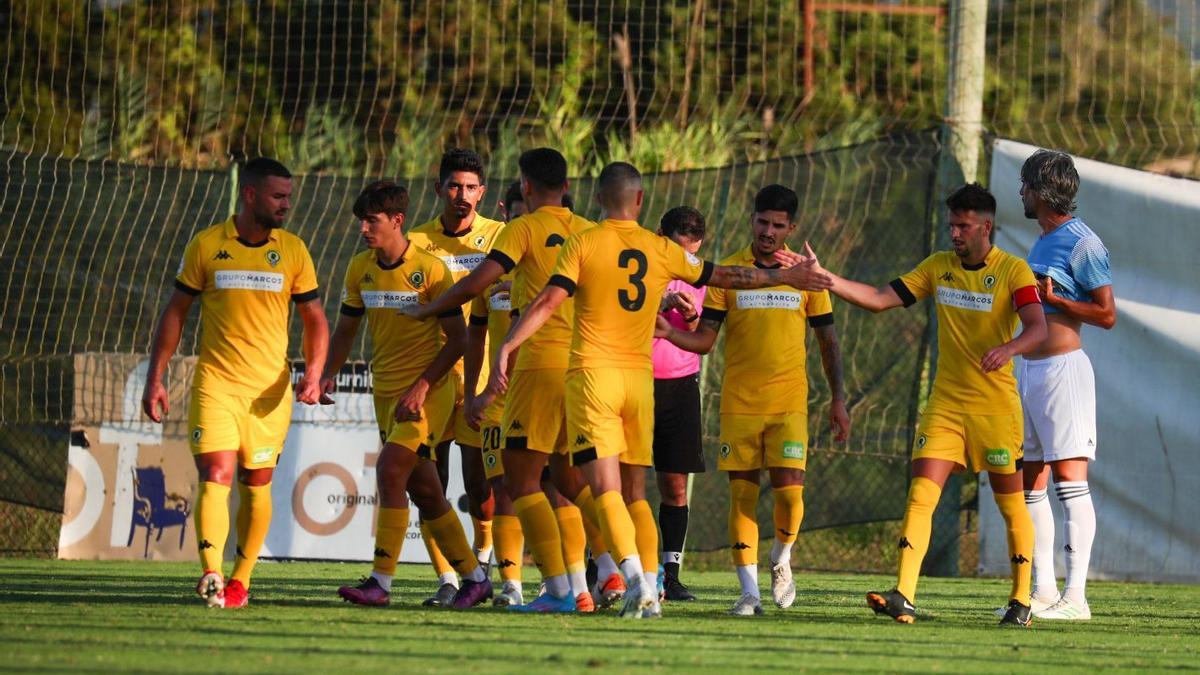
(255, 203), (285, 229)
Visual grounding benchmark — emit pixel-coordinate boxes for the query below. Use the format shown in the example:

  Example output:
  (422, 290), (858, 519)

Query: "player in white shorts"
(1016, 149), (1116, 621)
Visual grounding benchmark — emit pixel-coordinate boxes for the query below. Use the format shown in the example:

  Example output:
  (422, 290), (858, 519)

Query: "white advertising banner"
(979, 139), (1200, 582)
(61, 355), (468, 564)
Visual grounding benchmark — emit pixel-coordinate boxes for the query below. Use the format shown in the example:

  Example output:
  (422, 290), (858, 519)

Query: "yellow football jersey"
(469, 277), (513, 419)
(486, 206), (595, 371)
(175, 218), (319, 398)
(704, 246), (834, 415)
(549, 219), (713, 371)
(339, 247), (456, 398)
(892, 246), (1039, 414)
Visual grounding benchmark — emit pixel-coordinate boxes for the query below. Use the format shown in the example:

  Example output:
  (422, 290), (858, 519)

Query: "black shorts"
(652, 374), (705, 474)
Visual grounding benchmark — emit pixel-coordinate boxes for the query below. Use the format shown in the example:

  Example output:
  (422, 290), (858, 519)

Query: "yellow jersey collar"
(739, 243), (791, 269)
(601, 218), (640, 230)
(222, 217), (280, 243)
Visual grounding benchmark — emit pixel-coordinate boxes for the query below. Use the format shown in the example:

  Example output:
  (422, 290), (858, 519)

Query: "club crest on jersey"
(266, 250), (281, 267)
(191, 428), (203, 443)
(916, 434), (927, 449)
(983, 274), (997, 289)
(685, 251), (702, 267)
(340, 288), (349, 302)
(409, 270), (425, 287)
(719, 443), (731, 458)
(472, 234), (487, 248)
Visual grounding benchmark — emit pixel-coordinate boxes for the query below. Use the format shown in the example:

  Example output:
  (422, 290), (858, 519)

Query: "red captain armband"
(1013, 285), (1041, 309)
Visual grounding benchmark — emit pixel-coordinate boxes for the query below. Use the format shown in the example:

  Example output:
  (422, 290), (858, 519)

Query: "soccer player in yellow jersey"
(406, 149), (506, 605)
(805, 184), (1047, 626)
(404, 149), (614, 613)
(657, 185), (851, 617)
(141, 158), (329, 609)
(321, 181), (492, 609)
(492, 162), (833, 618)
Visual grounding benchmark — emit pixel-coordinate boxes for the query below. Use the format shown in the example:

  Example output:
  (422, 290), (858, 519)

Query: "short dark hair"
(240, 157), (292, 187)
(504, 180), (523, 208)
(597, 162), (641, 195)
(660, 206), (706, 241)
(518, 148), (568, 190)
(753, 184), (798, 221)
(353, 181), (409, 219)
(945, 182), (996, 215)
(1020, 149), (1078, 214)
(439, 148), (486, 184)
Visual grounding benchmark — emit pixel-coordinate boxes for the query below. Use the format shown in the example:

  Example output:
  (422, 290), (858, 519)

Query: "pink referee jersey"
(652, 279), (707, 379)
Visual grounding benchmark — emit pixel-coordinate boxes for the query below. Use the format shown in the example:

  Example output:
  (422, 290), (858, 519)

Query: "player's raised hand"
(318, 376), (337, 405)
(981, 344), (1016, 373)
(779, 242), (832, 291)
(141, 380), (169, 423)
(772, 247), (809, 268)
(394, 380), (429, 422)
(829, 398), (851, 442)
(295, 373), (322, 405)
(1035, 275), (1055, 304)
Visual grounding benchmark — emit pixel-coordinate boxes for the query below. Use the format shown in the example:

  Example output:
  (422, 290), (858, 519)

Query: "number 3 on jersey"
(617, 249), (647, 311)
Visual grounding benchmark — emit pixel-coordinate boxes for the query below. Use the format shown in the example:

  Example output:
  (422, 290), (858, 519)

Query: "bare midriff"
(1026, 313), (1082, 360)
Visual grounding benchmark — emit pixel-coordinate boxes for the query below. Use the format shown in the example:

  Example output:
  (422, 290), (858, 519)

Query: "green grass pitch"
(2, 559), (1197, 672)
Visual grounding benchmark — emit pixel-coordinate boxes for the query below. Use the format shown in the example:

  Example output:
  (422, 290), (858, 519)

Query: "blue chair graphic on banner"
(127, 466), (191, 557)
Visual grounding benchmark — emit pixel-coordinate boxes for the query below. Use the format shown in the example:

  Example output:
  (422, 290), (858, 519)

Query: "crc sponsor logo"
(735, 290), (802, 311)
(985, 448), (1011, 466)
(251, 446), (275, 465)
(935, 285), (993, 312)
(214, 270), (285, 292)
(782, 441), (805, 460)
(360, 290), (418, 309)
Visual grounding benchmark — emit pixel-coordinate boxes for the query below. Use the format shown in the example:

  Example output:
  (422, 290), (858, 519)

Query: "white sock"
(643, 572), (658, 596)
(770, 540), (792, 567)
(569, 569), (589, 597)
(619, 554), (645, 585)
(476, 547), (493, 566)
(438, 571), (459, 588)
(664, 551), (684, 568)
(736, 564), (759, 598)
(370, 571), (393, 592)
(505, 580), (523, 594)
(1025, 488), (1058, 598)
(1056, 480), (1095, 596)
(596, 552), (620, 579)
(465, 565), (486, 583)
(545, 573), (571, 598)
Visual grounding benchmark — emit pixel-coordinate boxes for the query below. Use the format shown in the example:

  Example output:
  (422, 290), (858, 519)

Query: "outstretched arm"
(814, 323), (850, 442)
(319, 312), (363, 403)
(141, 289), (195, 422)
(656, 316), (721, 355)
(402, 258), (506, 320)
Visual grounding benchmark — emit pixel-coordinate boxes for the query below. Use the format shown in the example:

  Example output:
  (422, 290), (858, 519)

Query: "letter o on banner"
(292, 462), (358, 536)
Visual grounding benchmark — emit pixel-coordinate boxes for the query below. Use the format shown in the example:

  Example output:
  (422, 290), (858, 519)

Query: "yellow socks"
(729, 479), (760, 567)
(573, 486), (609, 556)
(472, 515), (493, 563)
(896, 477), (941, 602)
(594, 490), (638, 564)
(493, 514), (525, 582)
(627, 499), (659, 575)
(554, 504), (588, 576)
(420, 519), (455, 579)
(994, 489), (1034, 606)
(513, 493), (567, 579)
(230, 482), (272, 588)
(426, 510), (482, 578)
(195, 481), (231, 574)
(772, 486), (804, 545)
(371, 507), (411, 576)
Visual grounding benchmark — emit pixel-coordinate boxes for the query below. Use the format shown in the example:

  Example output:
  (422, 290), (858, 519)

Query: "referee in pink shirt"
(652, 206), (708, 601)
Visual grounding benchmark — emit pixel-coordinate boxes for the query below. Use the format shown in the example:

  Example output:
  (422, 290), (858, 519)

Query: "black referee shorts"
(652, 374), (705, 474)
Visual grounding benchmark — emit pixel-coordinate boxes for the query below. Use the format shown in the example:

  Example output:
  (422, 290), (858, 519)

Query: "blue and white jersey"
(1026, 217), (1111, 314)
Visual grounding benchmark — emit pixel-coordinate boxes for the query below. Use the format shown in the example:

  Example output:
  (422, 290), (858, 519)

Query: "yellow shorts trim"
(187, 386), (293, 469)
(375, 377), (456, 459)
(718, 411), (809, 471)
(566, 368), (653, 467)
(503, 368), (568, 455)
(913, 407), (1023, 474)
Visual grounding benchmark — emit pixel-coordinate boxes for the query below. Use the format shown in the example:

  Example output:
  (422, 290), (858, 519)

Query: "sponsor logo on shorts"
(361, 290), (419, 309)
(191, 428), (203, 443)
(251, 446), (274, 464)
(574, 434), (589, 447)
(985, 448), (1011, 466)
(719, 443), (731, 459)
(935, 285), (993, 312)
(916, 434), (927, 449)
(485, 454), (497, 469)
(509, 420), (523, 432)
(408, 270), (425, 288)
(735, 290), (802, 310)
(214, 270), (285, 292)
(983, 274), (997, 289)
(782, 441), (805, 460)
(266, 250), (281, 267)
